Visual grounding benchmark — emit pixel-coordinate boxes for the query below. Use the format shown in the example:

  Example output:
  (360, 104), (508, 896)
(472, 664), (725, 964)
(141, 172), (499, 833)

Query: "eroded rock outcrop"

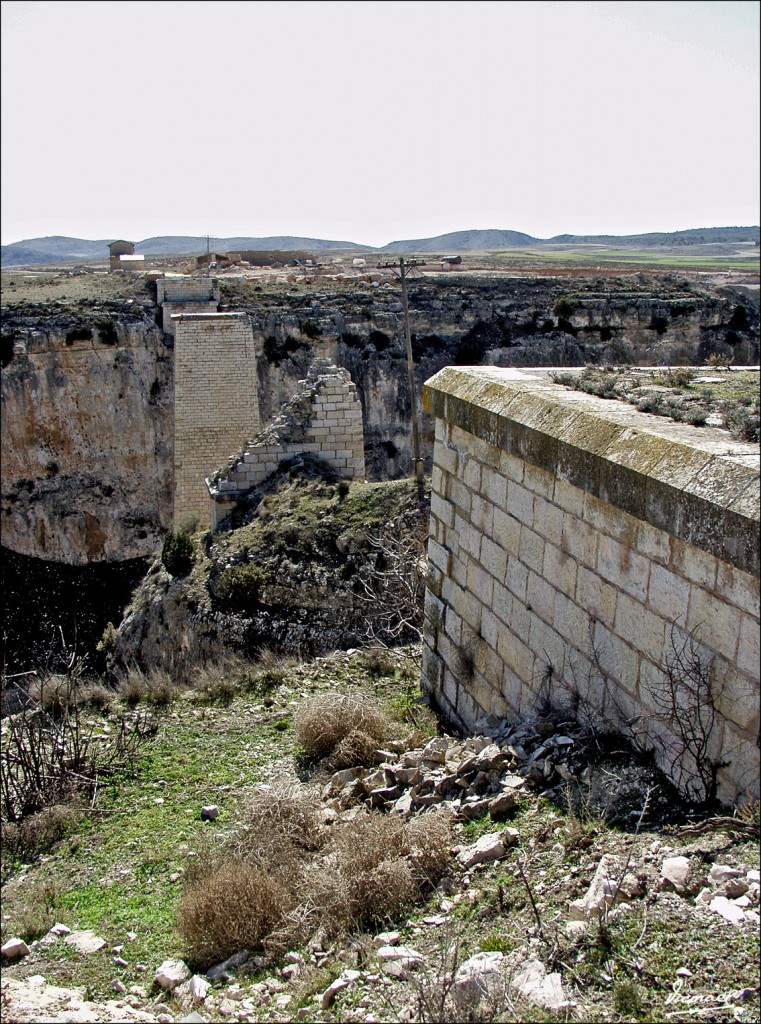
(1, 305), (172, 563)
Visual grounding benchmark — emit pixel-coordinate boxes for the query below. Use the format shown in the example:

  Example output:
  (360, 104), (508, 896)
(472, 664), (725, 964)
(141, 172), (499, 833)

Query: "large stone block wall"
(207, 361), (365, 529)
(156, 278), (220, 334)
(422, 366), (760, 804)
(173, 313), (259, 526)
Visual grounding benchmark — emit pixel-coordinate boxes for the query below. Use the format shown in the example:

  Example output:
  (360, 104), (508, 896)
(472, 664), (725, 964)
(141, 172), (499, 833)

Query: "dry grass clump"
(308, 810), (453, 935)
(25, 674), (69, 713)
(294, 690), (388, 760)
(175, 789), (453, 963)
(177, 858), (291, 966)
(228, 783), (325, 866)
(0, 876), (61, 943)
(1, 804), (78, 876)
(405, 810), (454, 884)
(118, 666), (180, 705)
(290, 815), (418, 937)
(323, 728), (379, 771)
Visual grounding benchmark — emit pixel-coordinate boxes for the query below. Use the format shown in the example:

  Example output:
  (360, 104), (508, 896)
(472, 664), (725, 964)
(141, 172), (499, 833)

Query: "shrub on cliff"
(214, 563), (271, 610)
(161, 529), (194, 577)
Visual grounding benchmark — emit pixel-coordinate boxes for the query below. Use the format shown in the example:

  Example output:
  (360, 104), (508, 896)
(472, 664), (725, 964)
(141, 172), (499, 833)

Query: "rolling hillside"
(2, 226), (758, 266)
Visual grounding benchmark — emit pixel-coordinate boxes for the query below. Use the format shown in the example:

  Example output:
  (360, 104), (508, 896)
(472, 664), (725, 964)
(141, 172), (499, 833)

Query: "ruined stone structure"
(207, 361), (365, 529)
(422, 366), (760, 804)
(173, 312), (259, 527)
(156, 277), (220, 334)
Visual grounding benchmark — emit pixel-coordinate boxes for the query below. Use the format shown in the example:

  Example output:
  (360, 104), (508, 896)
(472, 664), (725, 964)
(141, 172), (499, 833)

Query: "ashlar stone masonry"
(157, 277), (220, 335)
(207, 361), (365, 529)
(173, 312), (259, 527)
(422, 366), (760, 805)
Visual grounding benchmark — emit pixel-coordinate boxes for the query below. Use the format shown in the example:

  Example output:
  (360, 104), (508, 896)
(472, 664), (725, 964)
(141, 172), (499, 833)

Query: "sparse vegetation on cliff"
(551, 366), (760, 442)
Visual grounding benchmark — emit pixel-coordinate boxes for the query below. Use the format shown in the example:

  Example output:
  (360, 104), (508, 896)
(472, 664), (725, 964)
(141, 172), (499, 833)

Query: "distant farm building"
(108, 240), (135, 257)
(194, 253), (228, 269)
(225, 250), (313, 267)
(108, 239), (144, 272)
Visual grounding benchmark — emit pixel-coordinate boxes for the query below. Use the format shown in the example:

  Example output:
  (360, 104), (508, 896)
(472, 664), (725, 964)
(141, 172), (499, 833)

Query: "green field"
(493, 247), (761, 272)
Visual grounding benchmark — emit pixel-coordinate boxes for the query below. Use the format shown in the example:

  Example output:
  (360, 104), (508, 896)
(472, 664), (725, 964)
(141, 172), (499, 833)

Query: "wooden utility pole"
(380, 256), (426, 481)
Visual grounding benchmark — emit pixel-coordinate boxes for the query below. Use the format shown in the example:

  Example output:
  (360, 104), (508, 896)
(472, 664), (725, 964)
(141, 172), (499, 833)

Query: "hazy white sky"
(1, 0), (759, 246)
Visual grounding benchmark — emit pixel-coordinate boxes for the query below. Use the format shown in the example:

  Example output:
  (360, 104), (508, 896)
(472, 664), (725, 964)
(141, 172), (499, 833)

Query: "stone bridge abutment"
(422, 366), (760, 804)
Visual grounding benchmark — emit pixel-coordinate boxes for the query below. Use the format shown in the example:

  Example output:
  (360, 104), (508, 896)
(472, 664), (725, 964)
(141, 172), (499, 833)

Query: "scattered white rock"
(1, 977), (160, 1021)
(155, 958), (192, 991)
(489, 791), (517, 820)
(372, 930), (400, 947)
(189, 975), (210, 1001)
(564, 920), (588, 938)
(457, 832), (507, 869)
(709, 864), (743, 885)
(321, 969), (361, 1009)
(200, 805), (220, 821)
(620, 873), (645, 898)
(569, 854), (621, 919)
(376, 945), (425, 968)
(725, 878), (749, 899)
(511, 958), (568, 1010)
(453, 951), (505, 1011)
(660, 856), (690, 893)
(1, 937), (30, 960)
(63, 930), (106, 955)
(709, 896), (746, 925)
(49, 924), (72, 937)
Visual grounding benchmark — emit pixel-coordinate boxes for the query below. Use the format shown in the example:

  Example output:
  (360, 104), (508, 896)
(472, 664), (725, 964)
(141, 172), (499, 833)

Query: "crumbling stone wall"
(173, 312), (259, 527)
(207, 361), (365, 529)
(422, 366), (760, 804)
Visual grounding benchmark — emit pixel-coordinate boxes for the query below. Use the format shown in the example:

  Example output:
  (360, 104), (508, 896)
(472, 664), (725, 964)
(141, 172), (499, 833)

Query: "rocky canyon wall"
(1, 303), (173, 564)
(2, 274), (758, 566)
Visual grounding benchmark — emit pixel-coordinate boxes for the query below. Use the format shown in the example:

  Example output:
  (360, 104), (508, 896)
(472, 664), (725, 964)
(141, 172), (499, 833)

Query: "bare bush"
(177, 858), (291, 966)
(643, 626), (727, 805)
(228, 783), (325, 866)
(1, 689), (154, 825)
(323, 728), (379, 771)
(355, 521), (428, 647)
(326, 811), (451, 931)
(294, 691), (388, 759)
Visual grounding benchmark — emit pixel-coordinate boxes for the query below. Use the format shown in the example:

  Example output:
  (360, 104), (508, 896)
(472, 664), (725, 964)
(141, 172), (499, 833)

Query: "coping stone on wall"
(423, 366), (760, 578)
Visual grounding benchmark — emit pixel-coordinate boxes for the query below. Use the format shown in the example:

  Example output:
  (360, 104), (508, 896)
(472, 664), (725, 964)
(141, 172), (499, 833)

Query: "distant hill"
(1, 236), (112, 266)
(132, 235), (366, 255)
(0, 234), (368, 267)
(382, 226), (759, 252)
(380, 229), (539, 253)
(2, 226), (758, 266)
(547, 226), (760, 246)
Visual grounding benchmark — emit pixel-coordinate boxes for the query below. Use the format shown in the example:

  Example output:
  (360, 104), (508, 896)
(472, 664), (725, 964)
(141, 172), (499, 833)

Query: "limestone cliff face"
(1, 306), (173, 564)
(232, 275), (760, 478)
(2, 275), (758, 567)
